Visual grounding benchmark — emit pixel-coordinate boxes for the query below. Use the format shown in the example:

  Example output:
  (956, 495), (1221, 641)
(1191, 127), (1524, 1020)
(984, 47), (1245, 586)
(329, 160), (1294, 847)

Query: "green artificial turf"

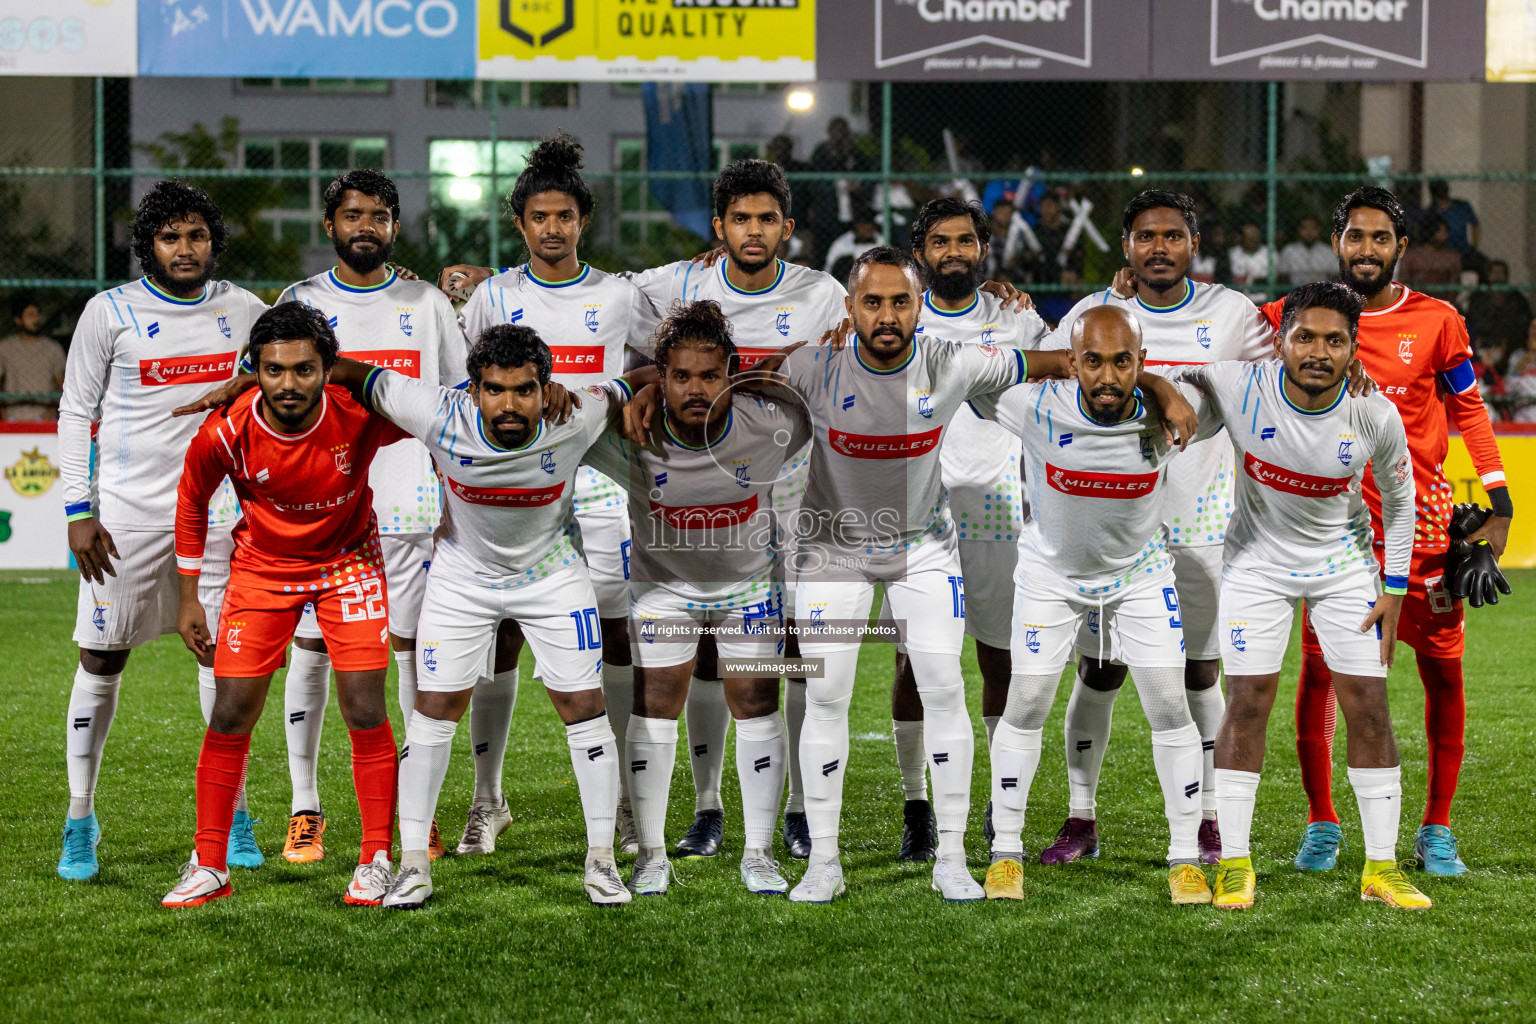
(1, 569), (1532, 1023)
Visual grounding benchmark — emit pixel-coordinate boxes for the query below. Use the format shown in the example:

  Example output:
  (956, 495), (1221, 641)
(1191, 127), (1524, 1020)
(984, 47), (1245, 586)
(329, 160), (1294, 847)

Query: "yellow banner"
(477, 0), (816, 80)
(1445, 433), (1536, 567)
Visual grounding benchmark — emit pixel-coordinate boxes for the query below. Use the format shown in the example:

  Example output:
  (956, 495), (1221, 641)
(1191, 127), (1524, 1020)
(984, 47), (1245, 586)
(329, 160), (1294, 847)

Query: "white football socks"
(799, 648), (859, 859)
(469, 668), (518, 807)
(1213, 768), (1260, 860)
(396, 648), (417, 731)
(908, 651), (973, 858)
(1186, 681), (1226, 818)
(734, 712), (787, 851)
(625, 715), (678, 852)
(65, 665), (120, 819)
(684, 676), (729, 814)
(1063, 674), (1118, 819)
(782, 678), (807, 814)
(565, 714), (619, 849)
(283, 645), (330, 814)
(892, 718), (928, 801)
(199, 663), (248, 814)
(1150, 722), (1204, 863)
(600, 662), (633, 797)
(989, 722), (1043, 856)
(1348, 764), (1403, 862)
(399, 713), (457, 853)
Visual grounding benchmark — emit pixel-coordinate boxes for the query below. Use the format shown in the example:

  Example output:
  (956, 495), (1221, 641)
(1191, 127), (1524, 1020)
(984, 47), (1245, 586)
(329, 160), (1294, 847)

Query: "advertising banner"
(1151, 0), (1485, 80)
(1446, 429), (1536, 568)
(476, 0), (816, 82)
(138, 0), (475, 78)
(0, 427), (69, 571)
(0, 0), (137, 77)
(816, 0), (1150, 80)
(1487, 0), (1536, 81)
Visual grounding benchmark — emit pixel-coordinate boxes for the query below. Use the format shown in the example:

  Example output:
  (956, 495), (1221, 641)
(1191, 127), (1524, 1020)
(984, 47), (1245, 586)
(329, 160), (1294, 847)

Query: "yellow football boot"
(1213, 857), (1257, 910)
(984, 857), (1024, 901)
(1169, 863), (1213, 904)
(1361, 860), (1432, 909)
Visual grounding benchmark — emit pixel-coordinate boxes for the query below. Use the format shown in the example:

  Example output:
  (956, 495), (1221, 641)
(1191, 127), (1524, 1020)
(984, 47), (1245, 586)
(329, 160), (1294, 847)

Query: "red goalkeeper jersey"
(1261, 284), (1505, 554)
(175, 384), (409, 590)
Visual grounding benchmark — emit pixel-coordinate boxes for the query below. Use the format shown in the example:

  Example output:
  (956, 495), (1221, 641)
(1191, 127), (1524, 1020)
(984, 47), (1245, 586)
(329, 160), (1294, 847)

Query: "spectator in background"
(1504, 321), (1536, 422)
(1228, 223), (1272, 301)
(1397, 215), (1465, 291)
(1428, 179), (1480, 257)
(1473, 334), (1512, 421)
(1466, 260), (1531, 352)
(0, 294), (65, 421)
(1509, 318), (1536, 377)
(767, 134), (805, 176)
(823, 207), (884, 280)
(1277, 215), (1336, 284)
(1036, 265), (1083, 328)
(1024, 193), (1071, 285)
(805, 117), (871, 265)
(1190, 220), (1231, 285)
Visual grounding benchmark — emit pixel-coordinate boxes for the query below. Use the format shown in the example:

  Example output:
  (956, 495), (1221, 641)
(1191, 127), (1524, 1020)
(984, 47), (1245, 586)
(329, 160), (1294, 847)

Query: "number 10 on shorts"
(571, 607), (601, 650)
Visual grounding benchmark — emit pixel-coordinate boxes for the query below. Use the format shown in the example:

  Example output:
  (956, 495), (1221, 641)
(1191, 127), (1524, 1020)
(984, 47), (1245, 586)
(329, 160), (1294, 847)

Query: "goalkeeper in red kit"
(1261, 187), (1513, 876)
(162, 302), (411, 908)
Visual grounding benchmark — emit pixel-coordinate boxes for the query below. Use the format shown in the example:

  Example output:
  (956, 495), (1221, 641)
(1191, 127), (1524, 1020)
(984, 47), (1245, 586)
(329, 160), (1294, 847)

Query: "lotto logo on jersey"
(1044, 463), (1158, 498)
(583, 304), (602, 333)
(421, 643), (439, 673)
(648, 494), (759, 530)
(1022, 626), (1042, 654)
(980, 327), (997, 346)
(447, 477), (566, 506)
(225, 619), (246, 653)
(550, 346), (604, 372)
(91, 600), (109, 632)
(915, 389), (933, 419)
(215, 311), (231, 338)
(1228, 623), (1247, 653)
(1337, 433), (1357, 467)
(733, 459), (752, 488)
(138, 353), (239, 386)
(331, 444), (353, 476)
(1194, 320), (1213, 349)
(540, 451), (556, 474)
(829, 426), (942, 460)
(397, 310), (414, 337)
(1242, 452), (1349, 497)
(1398, 333), (1416, 364)
(349, 350), (421, 378)
(638, 616), (658, 644)
(774, 306), (793, 337)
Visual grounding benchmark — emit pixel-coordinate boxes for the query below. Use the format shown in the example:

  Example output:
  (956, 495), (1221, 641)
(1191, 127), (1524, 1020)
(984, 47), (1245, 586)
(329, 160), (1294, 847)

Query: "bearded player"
(1258, 187), (1512, 876)
(451, 134), (659, 858)
(56, 181), (267, 882)
(1168, 281), (1431, 911)
(1036, 190), (1277, 866)
(274, 169), (468, 864)
(883, 197), (1050, 859)
(163, 303), (404, 907)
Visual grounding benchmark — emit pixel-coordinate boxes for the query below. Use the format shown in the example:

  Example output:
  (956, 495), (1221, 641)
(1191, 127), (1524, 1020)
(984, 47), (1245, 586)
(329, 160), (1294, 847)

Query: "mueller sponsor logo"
(271, 488), (360, 512)
(649, 493), (760, 529)
(350, 350), (421, 378)
(829, 426), (942, 459)
(447, 477), (566, 506)
(735, 347), (781, 371)
(1212, 0), (1429, 71)
(1242, 451), (1350, 496)
(138, 353), (238, 386)
(1045, 462), (1158, 498)
(549, 345), (604, 373)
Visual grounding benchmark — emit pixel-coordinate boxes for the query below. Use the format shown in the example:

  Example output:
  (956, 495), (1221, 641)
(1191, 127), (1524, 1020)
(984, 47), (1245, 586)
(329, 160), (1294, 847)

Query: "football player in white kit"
(274, 170), (469, 864)
(882, 197), (1051, 860)
(584, 300), (811, 895)
(626, 160), (848, 860)
(284, 325), (654, 908)
(1037, 191), (1275, 866)
(454, 134), (661, 858)
(57, 181), (267, 880)
(970, 305), (1215, 905)
(1164, 283), (1431, 911)
(769, 247), (1047, 903)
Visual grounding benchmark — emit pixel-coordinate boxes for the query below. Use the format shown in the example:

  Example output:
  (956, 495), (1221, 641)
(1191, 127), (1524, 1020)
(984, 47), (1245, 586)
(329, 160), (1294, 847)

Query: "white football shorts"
(575, 503), (632, 620)
(1220, 564), (1387, 678)
(294, 532), (432, 641)
(1014, 561), (1187, 675)
(74, 524), (234, 651)
(795, 531), (966, 657)
(629, 580), (785, 669)
(1073, 542), (1222, 664)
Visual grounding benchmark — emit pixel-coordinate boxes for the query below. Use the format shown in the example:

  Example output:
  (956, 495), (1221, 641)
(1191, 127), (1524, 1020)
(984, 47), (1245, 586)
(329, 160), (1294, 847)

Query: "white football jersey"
(1166, 360), (1414, 585)
(59, 278), (267, 531)
(279, 268), (468, 535)
(461, 262), (660, 514)
(583, 394), (813, 603)
(1047, 280), (1274, 549)
(917, 290), (1051, 543)
(777, 335), (1028, 553)
(364, 367), (628, 586)
(971, 379), (1218, 597)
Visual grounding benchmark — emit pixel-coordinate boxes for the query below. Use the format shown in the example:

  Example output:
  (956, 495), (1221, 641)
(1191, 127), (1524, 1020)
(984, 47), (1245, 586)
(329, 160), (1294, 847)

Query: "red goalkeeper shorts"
(1302, 549), (1464, 662)
(214, 574), (391, 678)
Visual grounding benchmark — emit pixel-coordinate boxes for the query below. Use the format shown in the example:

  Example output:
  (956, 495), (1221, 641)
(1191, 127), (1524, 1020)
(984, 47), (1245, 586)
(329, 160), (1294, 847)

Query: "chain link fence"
(4, 77), (1536, 421)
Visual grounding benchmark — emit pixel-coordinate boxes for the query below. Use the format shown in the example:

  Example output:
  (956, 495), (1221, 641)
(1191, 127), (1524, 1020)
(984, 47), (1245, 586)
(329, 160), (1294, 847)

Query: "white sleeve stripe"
(1481, 470), (1507, 486)
(176, 556), (203, 571)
